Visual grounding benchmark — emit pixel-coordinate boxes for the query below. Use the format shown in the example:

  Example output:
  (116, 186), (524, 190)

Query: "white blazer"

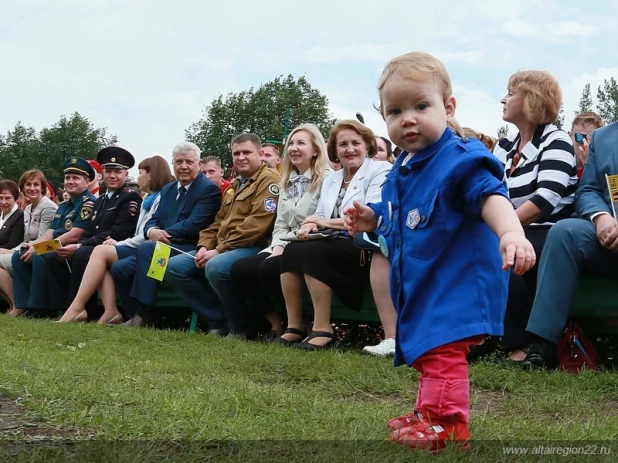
(316, 157), (392, 219)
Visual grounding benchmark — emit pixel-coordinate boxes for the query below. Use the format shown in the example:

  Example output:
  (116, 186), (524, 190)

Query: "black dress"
(279, 185), (370, 310)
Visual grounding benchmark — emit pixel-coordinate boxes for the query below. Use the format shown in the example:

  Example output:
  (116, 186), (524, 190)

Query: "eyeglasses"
(574, 133), (588, 144)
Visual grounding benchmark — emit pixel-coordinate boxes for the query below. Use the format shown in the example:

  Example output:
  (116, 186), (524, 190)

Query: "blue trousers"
(166, 246), (261, 333)
(527, 218), (618, 343)
(11, 250), (54, 310)
(110, 241), (194, 318)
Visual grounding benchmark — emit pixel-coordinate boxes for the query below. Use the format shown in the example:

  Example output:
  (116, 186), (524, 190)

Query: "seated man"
(524, 121), (618, 369)
(200, 155), (231, 196)
(11, 157), (97, 314)
(111, 141), (221, 325)
(166, 133), (281, 338)
(261, 143), (281, 170)
(568, 111), (604, 179)
(51, 147), (143, 320)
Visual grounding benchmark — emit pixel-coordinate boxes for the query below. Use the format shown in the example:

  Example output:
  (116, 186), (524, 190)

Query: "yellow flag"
(33, 239), (62, 255)
(147, 242), (172, 281)
(606, 174), (618, 203)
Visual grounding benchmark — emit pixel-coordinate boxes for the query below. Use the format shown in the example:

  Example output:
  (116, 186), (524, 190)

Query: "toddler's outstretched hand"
(500, 231), (536, 275)
(343, 201), (377, 236)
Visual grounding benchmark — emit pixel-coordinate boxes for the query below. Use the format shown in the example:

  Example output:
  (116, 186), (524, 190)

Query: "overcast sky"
(1, 0), (617, 176)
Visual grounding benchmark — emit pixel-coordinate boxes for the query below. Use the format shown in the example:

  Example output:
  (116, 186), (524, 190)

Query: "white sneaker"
(362, 338), (396, 357)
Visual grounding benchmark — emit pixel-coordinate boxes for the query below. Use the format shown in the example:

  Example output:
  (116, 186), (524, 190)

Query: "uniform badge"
(80, 206), (93, 220)
(71, 157), (78, 164)
(378, 235), (389, 258)
(406, 209), (420, 230)
(129, 201), (139, 216)
(264, 197), (277, 213)
(268, 183), (280, 196)
(65, 219), (73, 231)
(111, 157), (116, 162)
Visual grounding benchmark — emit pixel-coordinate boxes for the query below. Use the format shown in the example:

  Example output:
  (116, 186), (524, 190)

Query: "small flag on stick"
(605, 174), (618, 221)
(147, 242), (172, 281)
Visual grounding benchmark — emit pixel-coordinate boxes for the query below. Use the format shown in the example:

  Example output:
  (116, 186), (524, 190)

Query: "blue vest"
(370, 129), (510, 365)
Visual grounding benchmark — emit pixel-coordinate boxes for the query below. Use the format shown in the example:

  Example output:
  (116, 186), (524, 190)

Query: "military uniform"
(46, 147), (142, 316)
(11, 157), (97, 311)
(198, 163), (282, 252)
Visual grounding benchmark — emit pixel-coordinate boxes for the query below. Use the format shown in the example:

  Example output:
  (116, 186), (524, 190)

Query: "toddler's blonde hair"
(377, 51), (463, 136)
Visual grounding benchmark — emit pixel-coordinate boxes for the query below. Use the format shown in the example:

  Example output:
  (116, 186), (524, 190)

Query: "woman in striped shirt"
(470, 70), (578, 366)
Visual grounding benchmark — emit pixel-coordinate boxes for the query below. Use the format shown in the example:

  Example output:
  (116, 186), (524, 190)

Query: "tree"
(596, 77), (618, 124)
(554, 103), (565, 129)
(0, 112), (118, 183)
(0, 122), (41, 181)
(37, 113), (118, 183)
(576, 83), (593, 114)
(186, 75), (336, 167)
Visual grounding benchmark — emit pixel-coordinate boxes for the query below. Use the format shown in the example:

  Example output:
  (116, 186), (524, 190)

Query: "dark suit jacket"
(0, 208), (25, 250)
(575, 121), (618, 218)
(80, 185), (143, 246)
(144, 173), (221, 245)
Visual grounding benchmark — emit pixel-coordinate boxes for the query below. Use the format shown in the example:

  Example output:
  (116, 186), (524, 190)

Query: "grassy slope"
(1, 317), (617, 462)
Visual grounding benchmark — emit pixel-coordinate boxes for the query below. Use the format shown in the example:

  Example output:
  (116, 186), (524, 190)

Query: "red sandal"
(389, 412), (470, 453)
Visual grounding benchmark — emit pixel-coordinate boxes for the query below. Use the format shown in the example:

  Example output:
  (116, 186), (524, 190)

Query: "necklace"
(343, 178), (351, 184)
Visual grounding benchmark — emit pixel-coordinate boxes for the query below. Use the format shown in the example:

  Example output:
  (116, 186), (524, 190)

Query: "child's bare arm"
(481, 195), (536, 274)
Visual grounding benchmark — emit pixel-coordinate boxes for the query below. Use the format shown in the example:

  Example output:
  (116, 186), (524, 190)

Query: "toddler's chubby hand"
(500, 232), (536, 275)
(343, 201), (377, 236)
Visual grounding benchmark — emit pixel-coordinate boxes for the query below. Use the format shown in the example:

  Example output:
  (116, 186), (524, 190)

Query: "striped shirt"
(493, 124), (578, 226)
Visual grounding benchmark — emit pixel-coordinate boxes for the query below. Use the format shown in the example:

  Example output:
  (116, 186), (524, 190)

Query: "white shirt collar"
(177, 181), (193, 191)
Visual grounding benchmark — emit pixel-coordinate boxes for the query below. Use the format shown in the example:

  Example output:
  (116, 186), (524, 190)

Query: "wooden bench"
(151, 275), (618, 337)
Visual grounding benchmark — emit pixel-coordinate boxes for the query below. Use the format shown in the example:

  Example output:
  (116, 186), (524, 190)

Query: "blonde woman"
(275, 120), (391, 349)
(230, 124), (332, 338)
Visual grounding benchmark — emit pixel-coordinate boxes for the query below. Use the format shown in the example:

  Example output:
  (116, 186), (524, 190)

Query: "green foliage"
(186, 75), (336, 168)
(0, 113), (117, 183)
(0, 122), (40, 182)
(596, 77), (618, 124)
(576, 83), (594, 114)
(554, 103), (565, 129)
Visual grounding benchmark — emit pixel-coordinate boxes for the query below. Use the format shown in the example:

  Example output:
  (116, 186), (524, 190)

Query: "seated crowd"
(0, 68), (614, 368)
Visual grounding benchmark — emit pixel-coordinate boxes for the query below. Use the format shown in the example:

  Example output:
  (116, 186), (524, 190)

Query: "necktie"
(170, 186), (187, 218)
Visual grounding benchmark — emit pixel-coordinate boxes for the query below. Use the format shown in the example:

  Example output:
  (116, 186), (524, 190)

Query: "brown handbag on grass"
(557, 322), (600, 373)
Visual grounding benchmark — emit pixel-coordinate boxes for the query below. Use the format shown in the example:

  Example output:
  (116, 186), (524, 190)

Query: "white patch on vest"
(406, 208), (420, 230)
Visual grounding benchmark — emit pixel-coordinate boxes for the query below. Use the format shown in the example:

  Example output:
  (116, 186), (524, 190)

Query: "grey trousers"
(527, 217), (618, 343)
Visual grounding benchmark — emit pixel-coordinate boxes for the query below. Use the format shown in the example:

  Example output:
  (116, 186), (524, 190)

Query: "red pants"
(411, 336), (483, 424)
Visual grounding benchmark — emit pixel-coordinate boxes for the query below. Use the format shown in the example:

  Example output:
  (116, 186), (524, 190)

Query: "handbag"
(557, 322), (600, 373)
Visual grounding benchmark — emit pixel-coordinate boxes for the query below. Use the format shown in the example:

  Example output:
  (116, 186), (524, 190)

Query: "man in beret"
(11, 157), (98, 315)
(50, 147), (143, 321)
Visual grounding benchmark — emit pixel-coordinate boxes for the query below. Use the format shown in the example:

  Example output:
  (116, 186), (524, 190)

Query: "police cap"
(96, 146), (135, 170)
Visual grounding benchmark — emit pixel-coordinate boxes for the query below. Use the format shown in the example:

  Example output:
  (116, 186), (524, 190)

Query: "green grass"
(1, 316), (618, 462)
